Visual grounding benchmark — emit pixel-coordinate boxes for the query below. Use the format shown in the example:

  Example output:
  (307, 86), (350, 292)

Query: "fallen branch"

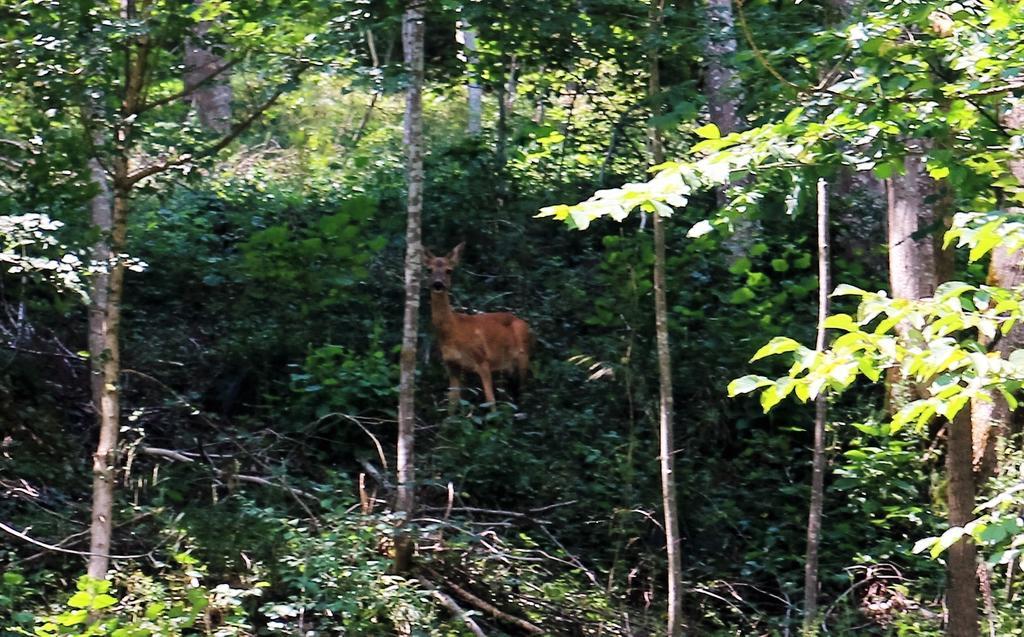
(418, 576), (487, 637)
(138, 446), (315, 499)
(425, 567), (544, 635)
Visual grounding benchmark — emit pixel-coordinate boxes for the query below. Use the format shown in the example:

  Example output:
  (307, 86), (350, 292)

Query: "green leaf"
(823, 314), (859, 332)
(751, 336), (803, 362)
(695, 123), (721, 139)
(770, 258), (789, 272)
(67, 592), (92, 609)
(728, 257), (751, 275)
(91, 594), (117, 610)
(912, 536), (938, 554)
(931, 526), (967, 558)
(3, 572), (25, 586)
(832, 284), (868, 297)
(728, 375), (773, 396)
(728, 287), (756, 304)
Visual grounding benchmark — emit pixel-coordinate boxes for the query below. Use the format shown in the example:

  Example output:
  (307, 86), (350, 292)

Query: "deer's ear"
(449, 242), (465, 266)
(422, 247), (435, 264)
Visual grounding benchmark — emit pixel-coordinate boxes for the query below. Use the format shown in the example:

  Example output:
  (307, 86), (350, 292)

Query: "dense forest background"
(2, 1), (1023, 635)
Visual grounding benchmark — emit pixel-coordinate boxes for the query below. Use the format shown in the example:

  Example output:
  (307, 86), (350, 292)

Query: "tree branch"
(136, 60), (237, 115)
(424, 567), (544, 635)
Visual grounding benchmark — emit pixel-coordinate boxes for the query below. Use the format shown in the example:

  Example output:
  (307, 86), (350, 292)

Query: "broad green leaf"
(687, 219), (714, 238)
(728, 375), (774, 396)
(695, 123), (721, 139)
(912, 536), (938, 554)
(931, 526), (967, 558)
(832, 284), (868, 297)
(823, 314), (859, 332)
(750, 336), (803, 362)
(67, 592), (92, 609)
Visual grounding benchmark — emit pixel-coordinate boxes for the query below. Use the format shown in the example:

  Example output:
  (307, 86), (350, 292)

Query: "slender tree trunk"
(458, 17), (482, 136)
(649, 2), (682, 633)
(703, 0), (755, 260)
(947, 409), (979, 637)
(86, 159), (129, 579)
(394, 0), (425, 574)
(184, 0), (232, 134)
(802, 178), (830, 635)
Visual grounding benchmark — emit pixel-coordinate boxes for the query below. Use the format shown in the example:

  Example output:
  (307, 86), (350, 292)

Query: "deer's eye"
(445, 269), (453, 275)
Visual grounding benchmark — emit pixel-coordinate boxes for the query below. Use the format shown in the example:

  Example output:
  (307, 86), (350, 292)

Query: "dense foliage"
(2, 0), (1023, 635)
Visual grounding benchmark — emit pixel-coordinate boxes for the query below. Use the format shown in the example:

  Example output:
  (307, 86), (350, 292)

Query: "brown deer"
(424, 243), (532, 409)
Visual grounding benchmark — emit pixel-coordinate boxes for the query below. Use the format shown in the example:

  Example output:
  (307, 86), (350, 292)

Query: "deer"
(424, 243), (533, 410)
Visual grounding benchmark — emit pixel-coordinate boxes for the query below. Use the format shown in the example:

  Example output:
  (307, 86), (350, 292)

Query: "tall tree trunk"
(802, 178), (830, 635)
(971, 102), (1024, 481)
(184, 0), (232, 134)
(649, 2), (683, 633)
(85, 159), (129, 579)
(947, 409), (979, 637)
(888, 139), (976, 635)
(886, 138), (954, 409)
(702, 0), (754, 260)
(458, 17), (482, 136)
(394, 0), (425, 574)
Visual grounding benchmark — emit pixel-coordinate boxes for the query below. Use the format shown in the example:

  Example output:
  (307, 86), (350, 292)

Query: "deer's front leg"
(477, 364), (496, 410)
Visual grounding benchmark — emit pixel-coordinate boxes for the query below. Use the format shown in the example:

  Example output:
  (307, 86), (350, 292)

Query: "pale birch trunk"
(802, 179), (830, 635)
(649, 2), (682, 633)
(458, 18), (482, 136)
(395, 0), (425, 574)
(85, 158), (128, 579)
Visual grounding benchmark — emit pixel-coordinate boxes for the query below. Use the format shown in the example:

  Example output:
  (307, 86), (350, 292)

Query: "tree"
(702, 0), (754, 260)
(648, 3), (683, 633)
(802, 178), (830, 635)
(394, 0), (425, 574)
(458, 16), (483, 136)
(3, 0), (337, 578)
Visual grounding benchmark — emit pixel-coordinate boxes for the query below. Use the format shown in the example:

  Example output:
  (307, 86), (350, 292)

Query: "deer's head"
(424, 242), (464, 293)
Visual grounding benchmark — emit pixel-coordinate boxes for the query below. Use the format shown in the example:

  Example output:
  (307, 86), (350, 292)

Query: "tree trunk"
(394, 0), (425, 574)
(702, 0), (754, 260)
(85, 159), (128, 579)
(972, 102), (1024, 481)
(649, 2), (683, 633)
(458, 17), (482, 136)
(184, 0), (232, 134)
(886, 138), (954, 409)
(802, 179), (830, 635)
(946, 409), (979, 637)
(887, 140), (952, 301)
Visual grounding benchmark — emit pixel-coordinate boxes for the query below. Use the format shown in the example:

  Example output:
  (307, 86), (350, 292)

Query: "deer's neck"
(430, 290), (456, 335)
